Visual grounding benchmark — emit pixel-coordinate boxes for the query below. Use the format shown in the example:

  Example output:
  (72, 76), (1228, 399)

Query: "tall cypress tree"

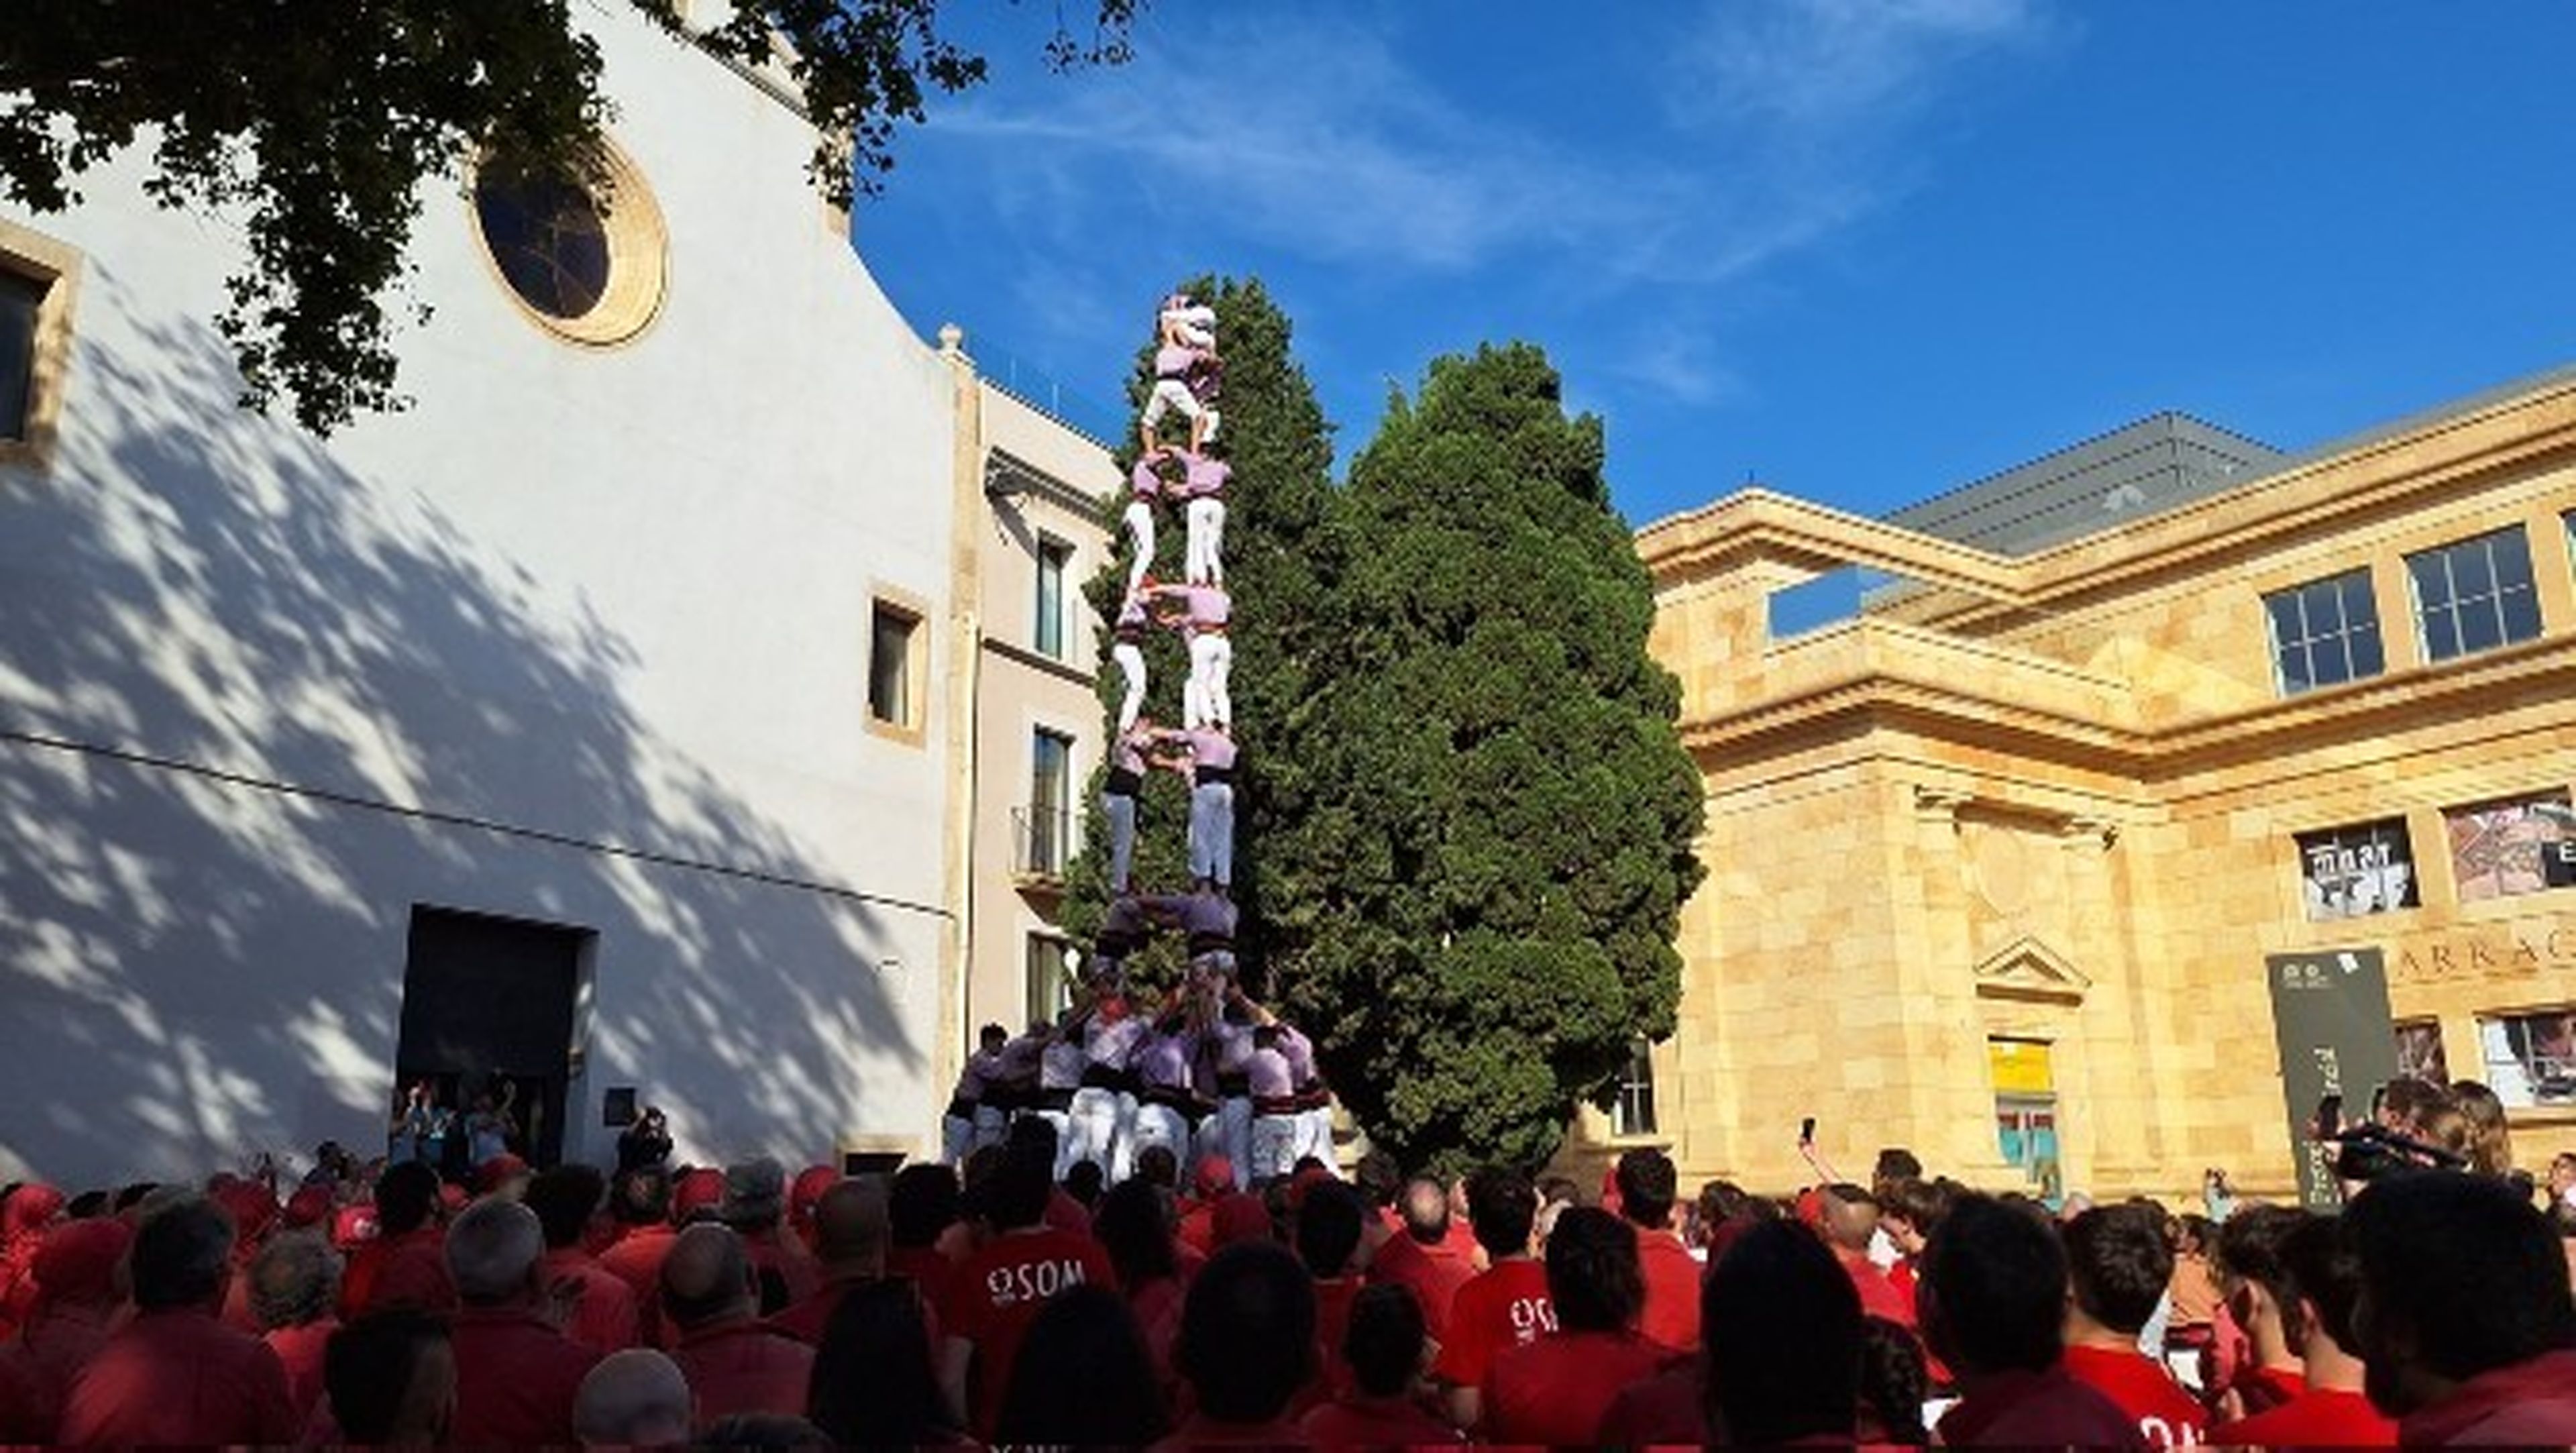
(1062, 277), (1339, 988)
(1281, 343), (1706, 1174)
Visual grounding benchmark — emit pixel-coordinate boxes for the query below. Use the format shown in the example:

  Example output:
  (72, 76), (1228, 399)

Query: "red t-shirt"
(1839, 1247), (1917, 1330)
(341, 1225), (456, 1316)
(2209, 1387), (2398, 1448)
(888, 1243), (958, 1326)
(2062, 1344), (2210, 1449)
(541, 1247), (640, 1352)
(674, 1318), (818, 1423)
(1297, 1393), (1463, 1447)
(1312, 1275), (1364, 1395)
(1430, 1258), (1553, 1391)
(949, 1227), (1118, 1433)
(1368, 1232), (1477, 1341)
(1634, 1230), (1703, 1350)
(56, 1309), (300, 1446)
(263, 1318), (337, 1423)
(1483, 1328), (1670, 1446)
(446, 1305), (604, 1446)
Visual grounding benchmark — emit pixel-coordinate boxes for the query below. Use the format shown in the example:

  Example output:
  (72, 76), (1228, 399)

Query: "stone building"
(1583, 368), (2576, 1201)
(0, 5), (1110, 1185)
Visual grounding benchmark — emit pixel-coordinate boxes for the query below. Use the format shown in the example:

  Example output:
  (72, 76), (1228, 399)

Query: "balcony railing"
(1012, 806), (1073, 881)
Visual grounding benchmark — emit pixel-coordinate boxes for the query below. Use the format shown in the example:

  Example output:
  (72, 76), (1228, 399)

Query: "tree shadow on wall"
(0, 262), (923, 1187)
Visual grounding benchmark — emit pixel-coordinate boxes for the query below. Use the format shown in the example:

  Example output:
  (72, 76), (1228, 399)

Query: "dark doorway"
(394, 905), (590, 1170)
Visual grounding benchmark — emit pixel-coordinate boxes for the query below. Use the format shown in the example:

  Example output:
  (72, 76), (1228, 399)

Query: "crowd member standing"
(1703, 1218), (1864, 1445)
(2059, 1203), (2208, 1448)
(1918, 1194), (2139, 1448)
(995, 1283), (1169, 1446)
(809, 1278), (964, 1448)
(2345, 1171), (2576, 1444)
(597, 1166), (680, 1343)
(1819, 1183), (1916, 1330)
(1164, 1241), (1315, 1446)
(943, 1139), (1117, 1436)
(2204, 1213), (2395, 1446)
(527, 1165), (639, 1354)
(441, 1197), (602, 1445)
(1613, 1148), (1701, 1352)
(57, 1197), (299, 1445)
(1432, 1168), (1551, 1432)
(1295, 1180), (1370, 1400)
(662, 1224), (816, 1425)
(572, 1348), (693, 1448)
(1091, 1177), (1186, 1389)
(943, 1024), (1010, 1167)
(2214, 1202), (2311, 1416)
(1482, 1206), (1668, 1444)
(246, 1228), (341, 1423)
(0, 1218), (128, 1437)
(1368, 1177), (1477, 1340)
(341, 1161), (455, 1317)
(1300, 1283), (1461, 1446)
(885, 1164), (965, 1325)
(720, 1159), (818, 1316)
(323, 1309), (458, 1446)
(769, 1179), (892, 1344)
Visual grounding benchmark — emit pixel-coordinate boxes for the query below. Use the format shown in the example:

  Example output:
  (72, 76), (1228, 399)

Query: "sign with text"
(2265, 947), (2400, 1211)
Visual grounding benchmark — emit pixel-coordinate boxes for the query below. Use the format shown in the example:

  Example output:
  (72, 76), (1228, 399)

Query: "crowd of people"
(4, 1065), (2575, 1447)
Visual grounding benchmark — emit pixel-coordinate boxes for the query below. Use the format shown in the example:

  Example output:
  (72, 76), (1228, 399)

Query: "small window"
(2406, 527), (2541, 664)
(1025, 934), (1074, 1028)
(2295, 818), (2418, 922)
(1035, 538), (1071, 659)
(868, 604), (918, 728)
(0, 270), (45, 442)
(1611, 1038), (1658, 1138)
(2477, 1009), (2576, 1109)
(2444, 792), (2576, 902)
(1026, 729), (1074, 875)
(2262, 568), (2384, 695)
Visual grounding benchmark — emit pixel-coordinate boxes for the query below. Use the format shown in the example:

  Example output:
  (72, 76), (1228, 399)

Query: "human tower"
(940, 292), (1329, 1191)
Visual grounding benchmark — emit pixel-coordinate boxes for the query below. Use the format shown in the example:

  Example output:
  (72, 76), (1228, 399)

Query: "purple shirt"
(1209, 1020), (1256, 1077)
(1040, 1039), (1087, 1092)
(1162, 584), (1229, 631)
(1183, 455), (1230, 498)
(1176, 726), (1236, 774)
(952, 1048), (1006, 1102)
(1129, 458), (1163, 500)
(1102, 897), (1150, 939)
(1136, 1030), (1195, 1091)
(1113, 730), (1149, 776)
(1278, 1026), (1317, 1086)
(1155, 345), (1192, 378)
(1086, 1008), (1147, 1069)
(1247, 1046), (1294, 1099)
(995, 1034), (1046, 1083)
(1115, 595), (1150, 638)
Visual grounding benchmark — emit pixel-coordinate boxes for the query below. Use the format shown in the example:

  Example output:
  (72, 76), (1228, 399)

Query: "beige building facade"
(1579, 370), (2576, 1203)
(934, 335), (1119, 1103)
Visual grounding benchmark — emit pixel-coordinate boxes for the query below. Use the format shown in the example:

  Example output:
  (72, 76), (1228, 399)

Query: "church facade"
(0, 5), (1112, 1185)
(1590, 369), (2576, 1201)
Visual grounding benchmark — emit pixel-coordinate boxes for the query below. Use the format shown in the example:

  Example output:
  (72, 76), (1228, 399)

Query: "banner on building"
(2265, 947), (2400, 1211)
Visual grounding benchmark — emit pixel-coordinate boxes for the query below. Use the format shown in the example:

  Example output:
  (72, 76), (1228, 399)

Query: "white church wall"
(0, 7), (955, 1185)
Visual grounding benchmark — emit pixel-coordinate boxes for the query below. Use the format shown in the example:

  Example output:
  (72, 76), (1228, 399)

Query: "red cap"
(1192, 1155), (1235, 1200)
(1795, 1187), (1824, 1228)
(790, 1165), (839, 1225)
(213, 1180), (278, 1242)
(438, 1183), (470, 1215)
(332, 1205), (380, 1250)
(284, 1185), (336, 1230)
(476, 1155), (530, 1195)
(673, 1167), (727, 1220)
(33, 1220), (131, 1303)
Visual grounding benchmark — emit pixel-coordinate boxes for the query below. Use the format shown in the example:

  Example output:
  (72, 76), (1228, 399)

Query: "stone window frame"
(1609, 1036), (1660, 1140)
(0, 218), (83, 475)
(466, 133), (669, 349)
(2403, 524), (2543, 665)
(864, 590), (929, 747)
(2292, 816), (2421, 923)
(2260, 566), (2386, 696)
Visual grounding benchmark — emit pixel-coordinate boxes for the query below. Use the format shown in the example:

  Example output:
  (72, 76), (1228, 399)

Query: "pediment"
(1974, 936), (2091, 1005)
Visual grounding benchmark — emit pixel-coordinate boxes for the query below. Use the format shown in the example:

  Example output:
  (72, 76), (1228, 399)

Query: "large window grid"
(2295, 818), (2419, 922)
(2263, 568), (2385, 695)
(2406, 527), (2541, 664)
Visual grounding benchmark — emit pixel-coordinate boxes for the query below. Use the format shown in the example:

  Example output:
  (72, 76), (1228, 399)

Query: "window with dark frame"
(1035, 538), (1071, 659)
(2262, 568), (2385, 695)
(2295, 817), (2419, 922)
(2406, 526), (2541, 664)
(1029, 729), (1073, 875)
(1025, 934), (1072, 1028)
(2443, 791), (2576, 902)
(2477, 1008), (2576, 1109)
(0, 269), (45, 442)
(868, 604), (916, 727)
(1611, 1038), (1658, 1138)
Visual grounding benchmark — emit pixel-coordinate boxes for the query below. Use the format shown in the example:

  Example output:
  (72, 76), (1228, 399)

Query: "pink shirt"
(1136, 1030), (1195, 1091)
(1278, 1025), (1317, 1085)
(1155, 345), (1192, 378)
(1163, 584), (1229, 630)
(1183, 455), (1231, 498)
(1177, 726), (1236, 773)
(1130, 457), (1165, 499)
(1248, 1046), (1294, 1099)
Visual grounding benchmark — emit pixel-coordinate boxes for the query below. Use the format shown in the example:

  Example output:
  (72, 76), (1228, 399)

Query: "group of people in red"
(4, 1098), (2575, 1447)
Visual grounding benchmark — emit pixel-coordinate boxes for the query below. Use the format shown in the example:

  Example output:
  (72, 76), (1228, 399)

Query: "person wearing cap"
(720, 1159), (820, 1316)
(0, 1217), (131, 1438)
(946, 1025), (1012, 1167)
(477, 1153), (533, 1202)
(1181, 445), (1231, 587)
(443, 1197), (602, 1443)
(1148, 582), (1232, 731)
(59, 1197), (300, 1445)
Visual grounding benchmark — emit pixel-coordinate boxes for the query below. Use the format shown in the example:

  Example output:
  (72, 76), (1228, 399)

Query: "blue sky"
(856, 1), (2576, 529)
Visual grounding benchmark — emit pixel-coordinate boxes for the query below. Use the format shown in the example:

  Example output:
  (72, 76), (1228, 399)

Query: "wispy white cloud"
(1668, 0), (2053, 137)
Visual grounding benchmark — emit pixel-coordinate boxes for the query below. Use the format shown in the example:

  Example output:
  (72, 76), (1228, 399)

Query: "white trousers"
(1251, 1114), (1299, 1182)
(1130, 1101), (1190, 1167)
(1185, 498), (1226, 585)
(1034, 1108), (1073, 1180)
(1295, 1106), (1334, 1166)
(1112, 641), (1147, 731)
(941, 1113), (976, 1167)
(1199, 1096), (1254, 1189)
(1186, 633), (1232, 729)
(1124, 500), (1155, 592)
(1067, 1087), (1129, 1181)
(1142, 378), (1200, 430)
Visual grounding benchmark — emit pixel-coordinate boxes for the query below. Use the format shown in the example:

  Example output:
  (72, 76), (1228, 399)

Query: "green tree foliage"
(0, 0), (1137, 434)
(1061, 276), (1338, 989)
(1283, 343), (1705, 1175)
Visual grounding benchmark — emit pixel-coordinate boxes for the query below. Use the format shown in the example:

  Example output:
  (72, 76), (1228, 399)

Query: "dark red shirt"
(1430, 1258), (1552, 1392)
(1, 1300), (113, 1437)
(1297, 1393), (1464, 1446)
(949, 1226), (1117, 1434)
(263, 1317), (337, 1423)
(888, 1243), (958, 1326)
(1634, 1230), (1703, 1350)
(2209, 1387), (2398, 1448)
(676, 1317), (818, 1422)
(1939, 1365), (2145, 1449)
(1837, 1246), (1917, 1330)
(2398, 1348), (2576, 1447)
(447, 1304), (604, 1446)
(341, 1224), (456, 1315)
(1594, 1355), (1706, 1446)
(1367, 1232), (1476, 1341)
(2062, 1344), (2210, 1448)
(1483, 1328), (1669, 1446)
(56, 1307), (300, 1446)
(542, 1246), (640, 1352)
